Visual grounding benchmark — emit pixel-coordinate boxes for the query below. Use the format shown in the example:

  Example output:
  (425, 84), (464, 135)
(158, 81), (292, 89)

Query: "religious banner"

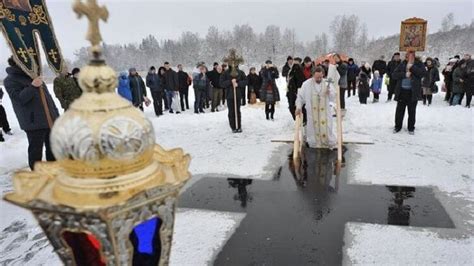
(0, 0), (64, 78)
(399, 17), (427, 52)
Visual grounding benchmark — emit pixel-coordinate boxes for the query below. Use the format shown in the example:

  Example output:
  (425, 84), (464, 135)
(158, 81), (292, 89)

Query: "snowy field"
(0, 77), (473, 265)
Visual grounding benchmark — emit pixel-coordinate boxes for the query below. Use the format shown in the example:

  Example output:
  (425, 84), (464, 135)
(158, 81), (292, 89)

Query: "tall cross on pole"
(223, 48), (244, 78)
(73, 0), (108, 50)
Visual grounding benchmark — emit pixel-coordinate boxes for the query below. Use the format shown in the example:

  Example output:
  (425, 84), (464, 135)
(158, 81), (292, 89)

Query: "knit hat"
(287, 56), (293, 61)
(265, 60), (272, 64)
(129, 67), (136, 72)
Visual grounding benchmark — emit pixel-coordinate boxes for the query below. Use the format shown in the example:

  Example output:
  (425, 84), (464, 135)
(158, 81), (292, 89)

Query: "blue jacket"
(347, 63), (360, 81)
(371, 77), (383, 93)
(117, 72), (132, 102)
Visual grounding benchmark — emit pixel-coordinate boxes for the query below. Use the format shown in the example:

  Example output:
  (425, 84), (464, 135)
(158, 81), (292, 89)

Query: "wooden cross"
(48, 49), (58, 63)
(223, 48), (244, 77)
(16, 47), (28, 62)
(73, 0), (109, 47)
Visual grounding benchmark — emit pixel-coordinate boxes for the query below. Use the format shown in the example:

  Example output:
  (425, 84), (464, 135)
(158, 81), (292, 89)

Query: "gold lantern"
(4, 0), (191, 265)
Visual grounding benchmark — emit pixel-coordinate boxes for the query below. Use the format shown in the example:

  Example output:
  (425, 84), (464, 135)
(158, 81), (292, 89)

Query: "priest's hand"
(232, 78), (238, 88)
(295, 109), (302, 116)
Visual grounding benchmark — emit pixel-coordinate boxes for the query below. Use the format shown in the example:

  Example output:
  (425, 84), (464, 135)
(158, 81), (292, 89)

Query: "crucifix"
(72, 0), (108, 50)
(16, 47), (28, 62)
(223, 49), (244, 131)
(48, 49), (58, 63)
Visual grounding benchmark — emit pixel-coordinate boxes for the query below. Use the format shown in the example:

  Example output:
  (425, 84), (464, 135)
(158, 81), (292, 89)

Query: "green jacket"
(53, 76), (82, 110)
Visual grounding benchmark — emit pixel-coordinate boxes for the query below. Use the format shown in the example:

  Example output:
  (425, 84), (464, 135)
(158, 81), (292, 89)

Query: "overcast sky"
(1, 0), (472, 64)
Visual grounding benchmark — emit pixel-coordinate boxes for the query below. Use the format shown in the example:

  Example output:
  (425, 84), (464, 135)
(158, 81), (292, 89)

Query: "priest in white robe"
(295, 65), (339, 149)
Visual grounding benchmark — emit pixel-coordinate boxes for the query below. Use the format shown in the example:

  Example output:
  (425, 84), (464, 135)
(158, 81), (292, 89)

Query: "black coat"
(146, 72), (161, 92)
(372, 59), (387, 76)
(360, 66), (372, 80)
(220, 68), (248, 100)
(207, 70), (222, 89)
(282, 63), (292, 78)
(461, 59), (474, 89)
(421, 66), (440, 90)
(392, 59), (427, 102)
(129, 74), (147, 106)
(163, 69), (179, 91)
(259, 67), (281, 102)
(247, 73), (262, 92)
(4, 66), (59, 131)
(178, 70), (190, 91)
(386, 59), (401, 79)
(288, 64), (305, 94)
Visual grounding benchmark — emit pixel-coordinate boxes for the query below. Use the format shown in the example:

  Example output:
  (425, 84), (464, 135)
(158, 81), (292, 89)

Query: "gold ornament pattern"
(0, 3), (16, 21)
(28, 5), (48, 25)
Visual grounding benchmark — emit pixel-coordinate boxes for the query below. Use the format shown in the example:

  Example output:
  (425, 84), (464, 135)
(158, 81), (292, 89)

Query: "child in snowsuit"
(371, 70), (383, 103)
(358, 72), (370, 104)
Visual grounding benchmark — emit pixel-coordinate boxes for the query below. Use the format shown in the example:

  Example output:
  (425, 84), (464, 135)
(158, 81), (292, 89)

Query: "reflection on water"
(227, 179), (253, 207)
(289, 148), (342, 193)
(387, 186), (415, 226)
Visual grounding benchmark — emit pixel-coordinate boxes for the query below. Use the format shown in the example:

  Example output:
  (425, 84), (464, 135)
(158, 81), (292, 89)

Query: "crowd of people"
(0, 50), (472, 167)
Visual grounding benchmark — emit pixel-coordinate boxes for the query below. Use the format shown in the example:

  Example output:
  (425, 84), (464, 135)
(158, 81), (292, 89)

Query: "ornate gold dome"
(50, 61), (156, 179)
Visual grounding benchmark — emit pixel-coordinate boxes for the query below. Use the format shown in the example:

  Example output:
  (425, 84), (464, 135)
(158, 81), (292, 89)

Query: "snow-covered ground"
(0, 77), (472, 265)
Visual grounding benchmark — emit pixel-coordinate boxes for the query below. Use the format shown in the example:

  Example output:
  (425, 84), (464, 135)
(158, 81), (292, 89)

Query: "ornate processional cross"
(72, 0), (108, 49)
(223, 48), (244, 77)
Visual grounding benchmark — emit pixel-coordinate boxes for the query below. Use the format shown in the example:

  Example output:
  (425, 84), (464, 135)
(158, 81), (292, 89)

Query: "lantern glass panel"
(129, 217), (162, 265)
(62, 231), (106, 266)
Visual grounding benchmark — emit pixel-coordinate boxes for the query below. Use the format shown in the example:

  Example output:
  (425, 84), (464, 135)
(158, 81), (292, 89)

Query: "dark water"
(179, 148), (454, 266)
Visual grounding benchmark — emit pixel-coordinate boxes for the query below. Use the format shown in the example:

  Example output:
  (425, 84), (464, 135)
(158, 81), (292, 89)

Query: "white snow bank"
(344, 222), (474, 265)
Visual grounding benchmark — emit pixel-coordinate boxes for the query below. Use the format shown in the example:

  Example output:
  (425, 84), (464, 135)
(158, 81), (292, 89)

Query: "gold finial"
(73, 0), (108, 53)
(223, 48), (244, 77)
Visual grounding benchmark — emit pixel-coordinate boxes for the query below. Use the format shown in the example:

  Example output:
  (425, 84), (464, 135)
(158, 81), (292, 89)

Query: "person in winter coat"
(146, 66), (163, 116)
(208, 64), (224, 112)
(53, 67), (82, 110)
(452, 60), (466, 106)
(372, 55), (387, 76)
(358, 72), (370, 104)
(247, 67), (261, 103)
(392, 52), (427, 135)
(177, 64), (190, 112)
(302, 56), (314, 80)
(260, 60), (280, 120)
(193, 65), (210, 114)
(117, 71), (133, 102)
(461, 54), (473, 108)
(282, 56), (293, 81)
(386, 52), (402, 101)
(163, 62), (180, 113)
(442, 58), (457, 104)
(370, 70), (383, 103)
(287, 57), (305, 121)
(4, 57), (59, 169)
(335, 54), (348, 110)
(220, 65), (248, 133)
(421, 57), (440, 106)
(360, 62), (372, 80)
(129, 68), (149, 111)
(0, 87), (12, 142)
(158, 67), (169, 110)
(347, 58), (360, 97)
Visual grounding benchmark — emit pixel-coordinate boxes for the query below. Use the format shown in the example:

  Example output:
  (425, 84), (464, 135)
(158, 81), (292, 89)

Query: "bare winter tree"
(330, 15), (361, 56)
(441, 13), (455, 32)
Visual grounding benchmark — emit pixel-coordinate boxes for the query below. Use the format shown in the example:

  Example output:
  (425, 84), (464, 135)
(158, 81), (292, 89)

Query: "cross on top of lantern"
(4, 0), (191, 265)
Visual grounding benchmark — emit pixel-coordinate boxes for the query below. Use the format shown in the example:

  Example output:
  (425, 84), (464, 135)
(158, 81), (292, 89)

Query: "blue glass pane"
(133, 217), (160, 255)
